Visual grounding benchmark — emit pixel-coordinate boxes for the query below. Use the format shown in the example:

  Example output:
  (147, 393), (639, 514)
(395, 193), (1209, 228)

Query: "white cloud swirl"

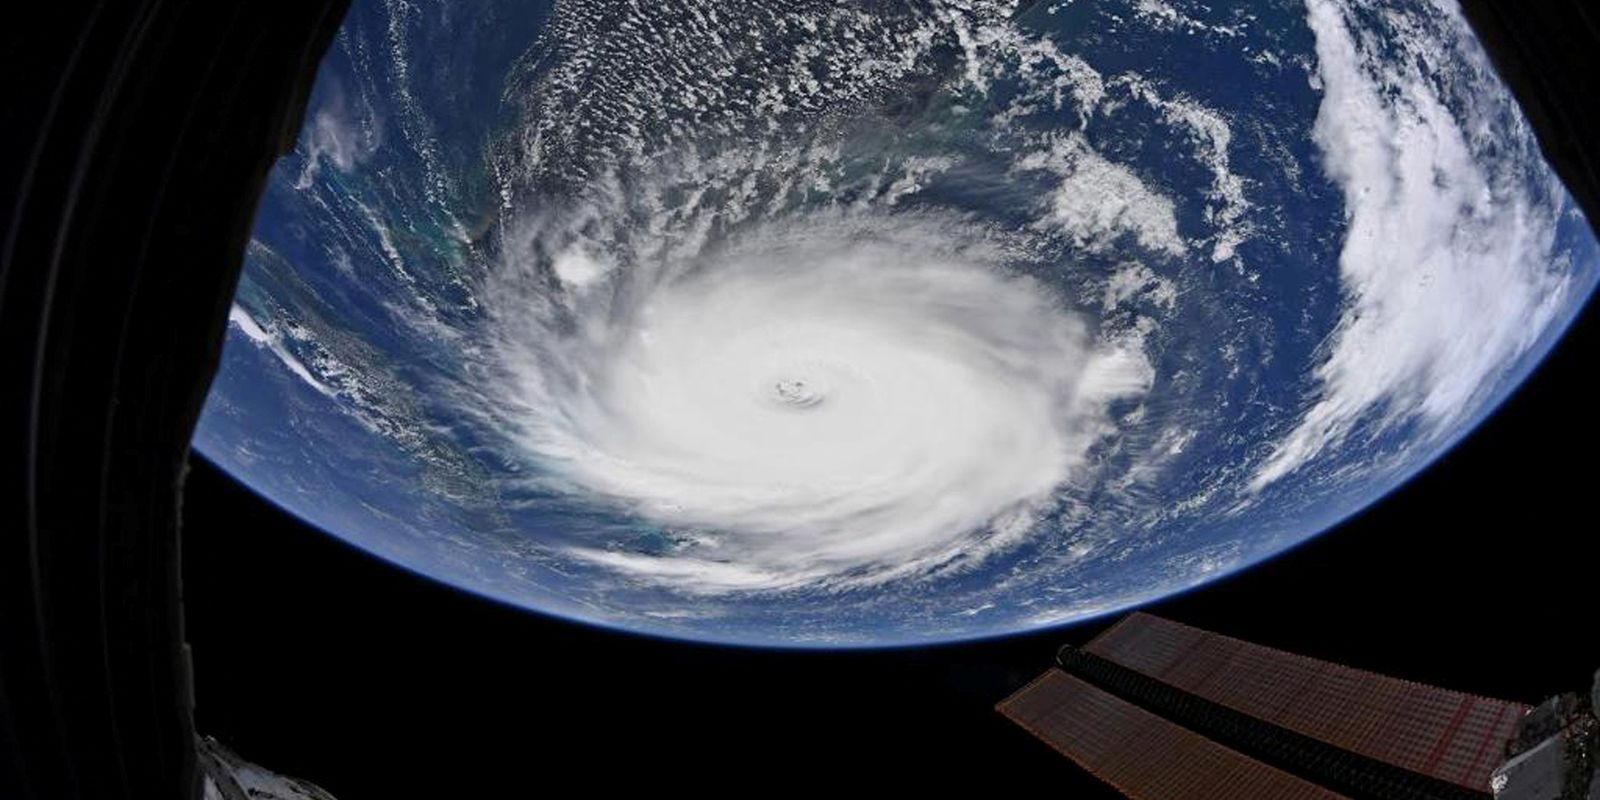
(479, 212), (1152, 592)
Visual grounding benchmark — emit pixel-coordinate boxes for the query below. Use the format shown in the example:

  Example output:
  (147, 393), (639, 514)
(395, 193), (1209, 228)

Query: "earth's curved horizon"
(196, 0), (1599, 647)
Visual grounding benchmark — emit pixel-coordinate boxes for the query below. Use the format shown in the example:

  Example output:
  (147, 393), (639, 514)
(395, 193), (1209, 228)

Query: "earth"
(195, 0), (1598, 647)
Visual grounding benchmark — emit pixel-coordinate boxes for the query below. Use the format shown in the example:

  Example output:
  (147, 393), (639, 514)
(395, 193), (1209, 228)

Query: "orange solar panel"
(998, 669), (1347, 800)
(1083, 613), (1528, 793)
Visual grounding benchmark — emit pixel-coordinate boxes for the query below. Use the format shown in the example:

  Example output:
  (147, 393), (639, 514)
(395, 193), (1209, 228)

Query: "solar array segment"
(1082, 613), (1528, 792)
(999, 669), (1347, 800)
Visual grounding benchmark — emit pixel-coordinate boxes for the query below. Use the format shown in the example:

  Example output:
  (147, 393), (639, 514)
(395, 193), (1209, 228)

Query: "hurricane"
(196, 0), (1599, 645)
(480, 207), (1152, 591)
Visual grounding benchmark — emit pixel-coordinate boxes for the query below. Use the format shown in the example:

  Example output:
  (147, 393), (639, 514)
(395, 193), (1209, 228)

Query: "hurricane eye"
(772, 378), (823, 408)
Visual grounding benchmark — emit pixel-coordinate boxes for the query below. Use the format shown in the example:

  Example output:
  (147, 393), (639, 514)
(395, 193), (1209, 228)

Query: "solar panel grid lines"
(1056, 646), (1491, 799)
(997, 669), (1348, 800)
(1462, 702), (1520, 788)
(1081, 614), (1529, 792)
(1422, 695), (1480, 774)
(1454, 700), (1522, 788)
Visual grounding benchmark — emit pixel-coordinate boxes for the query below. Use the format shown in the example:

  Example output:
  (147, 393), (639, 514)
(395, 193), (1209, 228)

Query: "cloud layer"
(1252, 0), (1575, 490)
(483, 213), (1152, 591)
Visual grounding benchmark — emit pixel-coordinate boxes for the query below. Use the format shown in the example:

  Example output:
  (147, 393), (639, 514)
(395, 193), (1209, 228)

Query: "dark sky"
(182, 292), (1598, 796)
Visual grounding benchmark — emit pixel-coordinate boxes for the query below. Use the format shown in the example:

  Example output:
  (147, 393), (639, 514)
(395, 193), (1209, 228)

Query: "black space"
(182, 293), (1598, 796)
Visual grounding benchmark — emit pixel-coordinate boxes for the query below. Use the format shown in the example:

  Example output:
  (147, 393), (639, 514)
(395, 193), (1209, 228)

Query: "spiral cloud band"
(486, 215), (1154, 592)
